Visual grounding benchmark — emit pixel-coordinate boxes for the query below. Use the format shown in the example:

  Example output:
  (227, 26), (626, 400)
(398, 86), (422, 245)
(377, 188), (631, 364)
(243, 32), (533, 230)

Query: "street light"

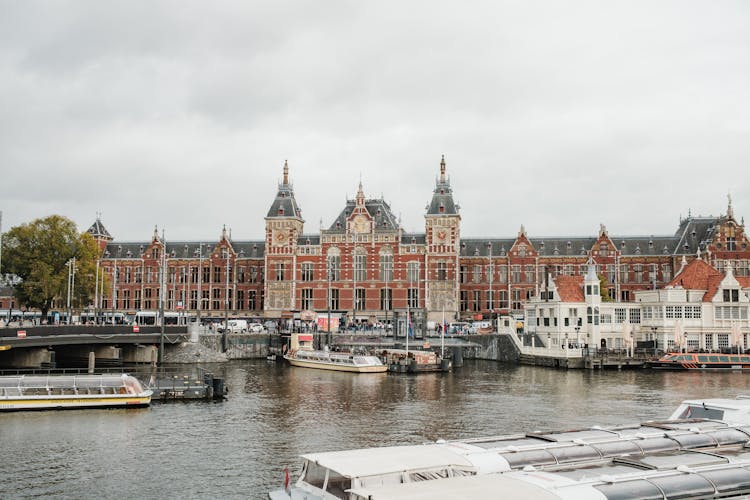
(575, 325), (581, 350)
(66, 257), (76, 325)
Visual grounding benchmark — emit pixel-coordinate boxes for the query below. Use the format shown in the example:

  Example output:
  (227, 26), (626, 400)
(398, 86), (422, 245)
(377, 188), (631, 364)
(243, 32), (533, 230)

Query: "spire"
(440, 154), (446, 183)
(153, 225), (159, 242)
(356, 180), (365, 206)
(728, 192), (734, 219)
(221, 224), (227, 240)
(518, 224), (526, 237)
(283, 160), (289, 185)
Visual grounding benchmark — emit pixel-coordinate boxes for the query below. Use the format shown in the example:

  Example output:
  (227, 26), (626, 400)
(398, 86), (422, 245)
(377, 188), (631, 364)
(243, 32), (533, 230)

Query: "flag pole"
(441, 304), (445, 359)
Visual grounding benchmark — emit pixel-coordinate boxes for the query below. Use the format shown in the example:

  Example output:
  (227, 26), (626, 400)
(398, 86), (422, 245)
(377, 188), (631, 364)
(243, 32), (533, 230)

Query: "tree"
(1, 215), (101, 319)
(598, 273), (613, 302)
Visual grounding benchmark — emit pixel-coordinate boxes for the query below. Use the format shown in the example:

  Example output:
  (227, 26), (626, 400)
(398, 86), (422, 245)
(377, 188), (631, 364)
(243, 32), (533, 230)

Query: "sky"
(1, 1), (748, 243)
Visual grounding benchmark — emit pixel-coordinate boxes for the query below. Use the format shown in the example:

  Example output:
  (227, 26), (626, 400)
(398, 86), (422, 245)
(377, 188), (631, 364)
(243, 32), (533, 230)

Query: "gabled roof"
(86, 218), (112, 240)
(328, 198), (400, 232)
(554, 275), (585, 302)
(668, 258), (722, 291)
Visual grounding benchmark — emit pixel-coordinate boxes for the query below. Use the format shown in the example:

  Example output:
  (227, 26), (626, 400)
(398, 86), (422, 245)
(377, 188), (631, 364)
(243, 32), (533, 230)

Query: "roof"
(668, 258), (722, 295)
(426, 157), (459, 216)
(299, 444), (478, 479)
(328, 198), (400, 232)
(103, 240), (266, 259)
(554, 275), (585, 302)
(86, 218), (112, 240)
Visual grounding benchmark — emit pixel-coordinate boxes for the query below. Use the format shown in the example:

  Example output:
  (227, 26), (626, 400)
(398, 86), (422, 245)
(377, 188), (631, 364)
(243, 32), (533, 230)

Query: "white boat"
(284, 333), (387, 373)
(268, 396), (750, 499)
(0, 373), (153, 411)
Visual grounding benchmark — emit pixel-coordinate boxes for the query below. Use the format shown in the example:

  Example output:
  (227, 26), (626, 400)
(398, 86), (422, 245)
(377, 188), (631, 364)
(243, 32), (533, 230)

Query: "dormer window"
(278, 207), (284, 215)
(723, 289), (740, 302)
(566, 241), (572, 249)
(600, 243), (608, 256)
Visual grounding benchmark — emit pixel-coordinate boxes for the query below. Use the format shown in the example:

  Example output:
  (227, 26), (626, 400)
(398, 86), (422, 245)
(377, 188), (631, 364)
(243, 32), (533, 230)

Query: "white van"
(226, 319), (248, 333)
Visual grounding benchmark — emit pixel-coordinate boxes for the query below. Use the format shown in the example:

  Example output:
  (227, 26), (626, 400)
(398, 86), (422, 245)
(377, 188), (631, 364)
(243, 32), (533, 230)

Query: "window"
(250, 267), (259, 283)
(615, 308), (627, 323)
(168, 267), (175, 284)
(460, 291), (469, 311)
(329, 289), (339, 310)
(301, 262), (314, 282)
(327, 255), (341, 281)
(301, 289), (313, 310)
(202, 266), (210, 284)
(407, 262), (420, 283)
(511, 289), (522, 311)
(213, 266), (221, 283)
(275, 263), (285, 281)
(190, 266), (198, 283)
(437, 261), (447, 281)
(248, 290), (256, 310)
(236, 290), (244, 310)
(525, 265), (535, 283)
(134, 290), (141, 310)
(380, 288), (392, 311)
(460, 266), (469, 283)
(354, 252), (367, 282)
(723, 289), (740, 302)
(620, 265), (629, 283)
(408, 288), (419, 309)
(237, 267), (245, 283)
(498, 290), (508, 309)
(629, 309), (641, 324)
(472, 291), (481, 312)
(498, 266), (508, 284)
(486, 290), (494, 311)
(473, 265), (482, 284)
(511, 265), (521, 282)
(354, 288), (365, 310)
(190, 290), (198, 310)
(380, 254), (393, 281)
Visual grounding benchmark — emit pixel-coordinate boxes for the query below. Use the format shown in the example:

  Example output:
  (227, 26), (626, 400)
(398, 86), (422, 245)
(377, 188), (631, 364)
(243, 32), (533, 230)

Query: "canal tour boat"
(268, 396), (750, 499)
(647, 352), (750, 371)
(284, 333), (387, 373)
(0, 373), (153, 411)
(380, 348), (451, 373)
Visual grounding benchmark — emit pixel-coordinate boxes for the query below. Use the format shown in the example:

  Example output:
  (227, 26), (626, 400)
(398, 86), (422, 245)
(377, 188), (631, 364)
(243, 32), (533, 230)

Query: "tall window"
(473, 265), (482, 283)
(511, 289), (522, 311)
(213, 266), (221, 283)
(355, 288), (365, 310)
(380, 288), (392, 311)
(301, 262), (314, 282)
(511, 265), (521, 282)
(524, 265), (535, 283)
(408, 288), (419, 308)
(236, 290), (245, 310)
(354, 251), (367, 282)
(329, 289), (339, 310)
(202, 266), (210, 284)
(460, 291), (469, 311)
(190, 266), (198, 283)
(407, 262), (420, 283)
(460, 266), (469, 283)
(472, 290), (481, 311)
(327, 254), (341, 281)
(498, 290), (508, 309)
(301, 289), (313, 310)
(498, 266), (507, 284)
(379, 253), (393, 281)
(275, 263), (285, 281)
(486, 290), (494, 311)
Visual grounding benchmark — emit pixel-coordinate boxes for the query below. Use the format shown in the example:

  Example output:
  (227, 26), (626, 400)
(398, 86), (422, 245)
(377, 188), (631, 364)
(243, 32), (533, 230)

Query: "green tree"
(598, 273), (613, 302)
(1, 215), (101, 319)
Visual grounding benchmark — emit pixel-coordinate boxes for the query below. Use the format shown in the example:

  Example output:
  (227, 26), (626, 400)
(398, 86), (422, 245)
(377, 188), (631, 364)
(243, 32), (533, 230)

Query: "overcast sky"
(1, 1), (748, 243)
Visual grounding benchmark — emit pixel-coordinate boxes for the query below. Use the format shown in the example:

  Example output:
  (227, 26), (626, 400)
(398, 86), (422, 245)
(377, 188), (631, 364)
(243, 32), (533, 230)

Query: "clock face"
(436, 229), (447, 243)
(274, 231), (286, 246)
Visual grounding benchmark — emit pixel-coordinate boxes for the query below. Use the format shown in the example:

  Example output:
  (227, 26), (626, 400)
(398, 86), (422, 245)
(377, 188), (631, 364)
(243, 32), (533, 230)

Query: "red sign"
(133, 325), (140, 333)
(17, 330), (26, 338)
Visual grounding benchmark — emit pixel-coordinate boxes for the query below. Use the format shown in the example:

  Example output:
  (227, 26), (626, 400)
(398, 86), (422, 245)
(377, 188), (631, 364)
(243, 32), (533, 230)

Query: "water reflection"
(4, 360), (750, 498)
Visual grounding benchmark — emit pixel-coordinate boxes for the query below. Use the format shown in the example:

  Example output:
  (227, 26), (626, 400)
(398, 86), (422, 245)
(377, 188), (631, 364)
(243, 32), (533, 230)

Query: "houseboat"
(0, 373), (153, 411)
(647, 352), (750, 371)
(284, 333), (387, 373)
(380, 348), (451, 373)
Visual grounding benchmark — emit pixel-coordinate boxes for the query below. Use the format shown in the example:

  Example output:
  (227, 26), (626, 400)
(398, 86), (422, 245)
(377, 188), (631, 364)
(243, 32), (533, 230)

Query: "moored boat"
(284, 333), (387, 373)
(647, 352), (750, 371)
(268, 396), (750, 499)
(380, 348), (451, 373)
(0, 373), (153, 411)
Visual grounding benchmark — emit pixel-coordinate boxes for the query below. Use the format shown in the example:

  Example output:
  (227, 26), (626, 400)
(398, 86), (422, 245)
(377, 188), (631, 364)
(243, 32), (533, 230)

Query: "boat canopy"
(0, 374), (146, 394)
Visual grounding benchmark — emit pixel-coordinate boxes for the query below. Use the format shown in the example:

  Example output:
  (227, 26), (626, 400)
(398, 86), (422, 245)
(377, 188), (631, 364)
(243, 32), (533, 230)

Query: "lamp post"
(66, 257), (76, 325)
(223, 247), (229, 352)
(327, 259), (332, 347)
(575, 325), (581, 350)
(197, 243), (203, 326)
(487, 242), (493, 331)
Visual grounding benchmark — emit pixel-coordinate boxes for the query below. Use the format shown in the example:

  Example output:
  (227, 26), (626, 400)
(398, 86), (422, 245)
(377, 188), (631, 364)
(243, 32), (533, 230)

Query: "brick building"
(85, 158), (749, 328)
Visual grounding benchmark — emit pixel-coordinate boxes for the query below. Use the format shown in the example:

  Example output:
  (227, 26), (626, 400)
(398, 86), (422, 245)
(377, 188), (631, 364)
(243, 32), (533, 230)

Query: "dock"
(148, 371), (227, 401)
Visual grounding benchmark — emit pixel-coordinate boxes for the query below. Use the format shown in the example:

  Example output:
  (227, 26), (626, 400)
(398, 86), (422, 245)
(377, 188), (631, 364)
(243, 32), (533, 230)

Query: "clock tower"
(264, 160), (304, 316)
(425, 155), (461, 323)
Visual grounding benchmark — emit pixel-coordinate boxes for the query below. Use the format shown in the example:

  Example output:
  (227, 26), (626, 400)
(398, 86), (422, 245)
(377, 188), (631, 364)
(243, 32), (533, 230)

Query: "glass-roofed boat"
(0, 374), (153, 411)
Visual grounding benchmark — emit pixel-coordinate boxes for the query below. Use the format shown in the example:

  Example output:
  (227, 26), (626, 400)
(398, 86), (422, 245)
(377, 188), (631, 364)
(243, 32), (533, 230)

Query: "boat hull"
(647, 353), (750, 371)
(284, 356), (387, 373)
(0, 392), (153, 411)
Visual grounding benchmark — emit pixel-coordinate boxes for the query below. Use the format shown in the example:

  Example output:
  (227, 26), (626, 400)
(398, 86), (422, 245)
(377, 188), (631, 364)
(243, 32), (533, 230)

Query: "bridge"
(0, 325), (189, 370)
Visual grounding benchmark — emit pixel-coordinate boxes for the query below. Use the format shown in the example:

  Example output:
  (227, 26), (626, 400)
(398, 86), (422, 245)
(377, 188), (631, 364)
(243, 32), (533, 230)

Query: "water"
(3, 360), (750, 498)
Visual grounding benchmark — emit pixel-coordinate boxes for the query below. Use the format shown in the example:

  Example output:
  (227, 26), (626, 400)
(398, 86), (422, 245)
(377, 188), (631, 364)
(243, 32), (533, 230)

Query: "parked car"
(226, 319), (249, 333)
(249, 323), (264, 333)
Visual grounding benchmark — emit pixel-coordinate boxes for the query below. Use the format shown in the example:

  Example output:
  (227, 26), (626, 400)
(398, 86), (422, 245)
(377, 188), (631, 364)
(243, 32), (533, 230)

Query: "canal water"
(4, 360), (750, 498)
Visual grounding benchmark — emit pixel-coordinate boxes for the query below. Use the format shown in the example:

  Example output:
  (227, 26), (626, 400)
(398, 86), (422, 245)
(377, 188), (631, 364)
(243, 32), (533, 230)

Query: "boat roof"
(348, 473), (561, 500)
(0, 374), (140, 388)
(300, 444), (480, 478)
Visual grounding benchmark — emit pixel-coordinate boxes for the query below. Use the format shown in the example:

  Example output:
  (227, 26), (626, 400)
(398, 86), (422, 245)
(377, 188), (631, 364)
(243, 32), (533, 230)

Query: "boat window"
(743, 356), (750, 363)
(595, 479), (664, 500)
(668, 433), (718, 449)
(595, 440), (643, 457)
(698, 355), (709, 363)
(500, 449), (557, 468)
(720, 356), (730, 362)
(649, 472), (715, 498)
(408, 469), (451, 481)
(301, 461), (328, 490)
(325, 470), (350, 499)
(709, 356), (720, 362)
(674, 405), (724, 421)
(553, 463), (641, 481)
(548, 445), (601, 463)
(702, 467), (750, 495)
(634, 438), (680, 453)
